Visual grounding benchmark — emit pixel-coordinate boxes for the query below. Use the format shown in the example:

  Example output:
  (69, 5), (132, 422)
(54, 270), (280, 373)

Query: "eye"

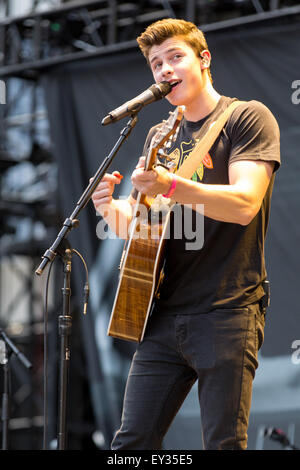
(172, 53), (183, 61)
(153, 62), (162, 71)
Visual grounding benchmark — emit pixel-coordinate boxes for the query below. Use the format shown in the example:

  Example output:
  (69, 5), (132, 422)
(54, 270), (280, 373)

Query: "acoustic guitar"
(107, 106), (184, 342)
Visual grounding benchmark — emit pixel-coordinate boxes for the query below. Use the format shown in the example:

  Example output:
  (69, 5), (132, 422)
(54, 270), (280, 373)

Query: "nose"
(161, 61), (173, 78)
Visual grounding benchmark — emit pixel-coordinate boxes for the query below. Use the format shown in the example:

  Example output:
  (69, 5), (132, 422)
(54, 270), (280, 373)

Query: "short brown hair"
(137, 18), (212, 82)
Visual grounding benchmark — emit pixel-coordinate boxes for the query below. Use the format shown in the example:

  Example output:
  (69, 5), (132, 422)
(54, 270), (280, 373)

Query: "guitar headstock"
(145, 106), (184, 171)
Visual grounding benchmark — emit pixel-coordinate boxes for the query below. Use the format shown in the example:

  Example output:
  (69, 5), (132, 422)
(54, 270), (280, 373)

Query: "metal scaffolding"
(0, 0), (297, 78)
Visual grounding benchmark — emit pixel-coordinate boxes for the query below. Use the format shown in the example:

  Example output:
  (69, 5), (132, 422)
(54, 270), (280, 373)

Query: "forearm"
(172, 176), (255, 225)
(97, 197), (134, 239)
(131, 159), (274, 226)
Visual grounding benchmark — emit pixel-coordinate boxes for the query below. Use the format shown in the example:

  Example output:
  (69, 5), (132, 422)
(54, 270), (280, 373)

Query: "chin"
(166, 95), (186, 107)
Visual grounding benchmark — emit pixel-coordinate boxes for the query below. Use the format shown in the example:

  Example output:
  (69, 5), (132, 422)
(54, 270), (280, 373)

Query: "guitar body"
(107, 107), (184, 342)
(107, 206), (171, 342)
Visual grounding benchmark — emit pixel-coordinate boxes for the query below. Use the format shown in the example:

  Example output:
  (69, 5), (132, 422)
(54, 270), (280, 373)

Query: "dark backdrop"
(41, 15), (300, 447)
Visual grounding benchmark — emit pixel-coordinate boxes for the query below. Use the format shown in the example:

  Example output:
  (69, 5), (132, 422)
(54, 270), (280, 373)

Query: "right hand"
(135, 156), (146, 169)
(90, 171), (122, 212)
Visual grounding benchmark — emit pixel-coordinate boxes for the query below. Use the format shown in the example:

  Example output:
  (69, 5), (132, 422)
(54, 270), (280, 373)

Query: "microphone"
(101, 81), (173, 126)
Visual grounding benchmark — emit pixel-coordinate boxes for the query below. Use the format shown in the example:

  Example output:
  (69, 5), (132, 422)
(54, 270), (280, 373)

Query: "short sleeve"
(227, 100), (281, 172)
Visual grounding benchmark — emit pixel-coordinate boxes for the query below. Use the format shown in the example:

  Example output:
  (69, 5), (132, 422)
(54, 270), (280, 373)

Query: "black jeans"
(111, 303), (265, 450)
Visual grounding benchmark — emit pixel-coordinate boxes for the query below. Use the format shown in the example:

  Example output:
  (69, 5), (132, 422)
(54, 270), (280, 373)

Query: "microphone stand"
(36, 114), (138, 277)
(35, 114), (138, 450)
(57, 247), (72, 450)
(0, 329), (32, 450)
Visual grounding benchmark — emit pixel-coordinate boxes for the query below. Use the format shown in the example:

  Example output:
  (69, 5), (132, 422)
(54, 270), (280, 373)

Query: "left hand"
(131, 164), (173, 197)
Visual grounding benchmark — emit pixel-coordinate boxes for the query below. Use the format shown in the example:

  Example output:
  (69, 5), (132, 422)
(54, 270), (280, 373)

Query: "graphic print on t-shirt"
(168, 138), (214, 181)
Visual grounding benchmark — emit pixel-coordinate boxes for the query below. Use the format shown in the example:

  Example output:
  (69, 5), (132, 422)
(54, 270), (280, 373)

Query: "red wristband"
(163, 175), (177, 198)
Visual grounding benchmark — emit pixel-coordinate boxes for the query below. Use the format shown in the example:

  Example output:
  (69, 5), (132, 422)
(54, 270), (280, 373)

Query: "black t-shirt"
(134, 96), (281, 314)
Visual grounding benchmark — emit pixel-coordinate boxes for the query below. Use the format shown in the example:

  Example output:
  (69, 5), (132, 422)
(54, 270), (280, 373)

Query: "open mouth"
(169, 80), (182, 90)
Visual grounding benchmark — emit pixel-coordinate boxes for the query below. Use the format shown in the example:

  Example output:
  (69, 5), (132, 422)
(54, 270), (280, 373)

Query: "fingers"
(131, 163), (171, 196)
(112, 170), (123, 181)
(135, 156), (146, 169)
(132, 167), (156, 183)
(92, 183), (113, 205)
(131, 168), (158, 196)
(90, 172), (123, 209)
(90, 172), (122, 186)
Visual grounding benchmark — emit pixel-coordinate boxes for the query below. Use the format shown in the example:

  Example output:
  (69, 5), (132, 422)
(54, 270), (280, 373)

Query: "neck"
(184, 82), (221, 122)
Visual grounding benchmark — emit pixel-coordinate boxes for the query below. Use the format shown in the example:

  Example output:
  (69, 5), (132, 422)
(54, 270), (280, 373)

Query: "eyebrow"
(149, 47), (182, 65)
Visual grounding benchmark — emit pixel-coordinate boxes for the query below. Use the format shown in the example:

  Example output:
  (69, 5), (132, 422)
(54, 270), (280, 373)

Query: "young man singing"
(91, 18), (280, 450)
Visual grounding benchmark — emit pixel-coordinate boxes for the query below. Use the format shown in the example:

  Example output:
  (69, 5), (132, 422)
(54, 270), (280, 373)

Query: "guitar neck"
(137, 146), (158, 208)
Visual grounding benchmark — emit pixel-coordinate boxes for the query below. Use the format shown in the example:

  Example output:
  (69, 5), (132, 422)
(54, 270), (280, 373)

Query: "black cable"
(71, 249), (90, 316)
(42, 258), (55, 450)
(42, 248), (89, 450)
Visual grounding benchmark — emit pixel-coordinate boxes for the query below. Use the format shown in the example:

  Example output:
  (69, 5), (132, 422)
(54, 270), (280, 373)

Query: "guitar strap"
(175, 100), (246, 180)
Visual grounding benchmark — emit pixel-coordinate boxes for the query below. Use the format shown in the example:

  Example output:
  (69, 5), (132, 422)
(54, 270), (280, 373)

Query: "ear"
(200, 50), (211, 70)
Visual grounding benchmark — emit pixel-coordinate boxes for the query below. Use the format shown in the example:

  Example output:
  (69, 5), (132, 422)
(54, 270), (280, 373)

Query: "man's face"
(148, 37), (206, 108)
